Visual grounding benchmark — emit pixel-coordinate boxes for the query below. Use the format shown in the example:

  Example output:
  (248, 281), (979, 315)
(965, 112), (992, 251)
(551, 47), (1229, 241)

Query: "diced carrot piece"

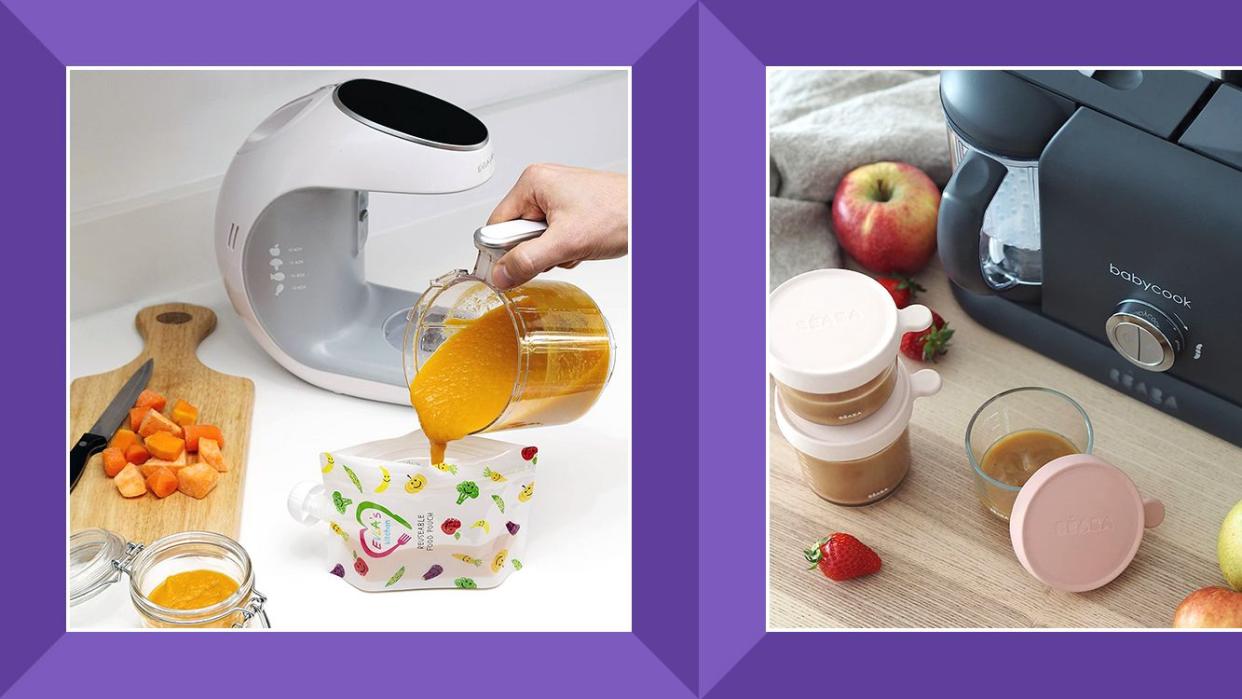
(101, 447), (127, 478)
(144, 431), (185, 461)
(198, 438), (231, 473)
(183, 424), (223, 452)
(146, 466), (179, 498)
(170, 399), (199, 427)
(129, 407), (148, 431)
(144, 452), (186, 468)
(177, 462), (219, 499)
(138, 409), (183, 438)
(124, 442), (150, 465)
(109, 428), (139, 452)
(114, 463), (146, 497)
(134, 389), (166, 412)
(140, 453), (187, 478)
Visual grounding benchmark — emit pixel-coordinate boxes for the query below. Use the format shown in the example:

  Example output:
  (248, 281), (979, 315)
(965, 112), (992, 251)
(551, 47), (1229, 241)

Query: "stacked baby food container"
(769, 269), (941, 505)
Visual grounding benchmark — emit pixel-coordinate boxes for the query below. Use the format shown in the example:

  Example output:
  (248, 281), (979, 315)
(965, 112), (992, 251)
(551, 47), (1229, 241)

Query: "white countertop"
(69, 259), (631, 631)
(68, 73), (631, 631)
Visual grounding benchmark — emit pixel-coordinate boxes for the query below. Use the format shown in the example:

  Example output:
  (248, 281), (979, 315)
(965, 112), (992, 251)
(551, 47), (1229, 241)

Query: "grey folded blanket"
(769, 70), (950, 288)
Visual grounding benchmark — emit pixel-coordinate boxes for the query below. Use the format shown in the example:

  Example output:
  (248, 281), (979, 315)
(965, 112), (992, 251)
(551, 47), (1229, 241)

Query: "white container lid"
(775, 362), (941, 462)
(768, 269), (931, 394)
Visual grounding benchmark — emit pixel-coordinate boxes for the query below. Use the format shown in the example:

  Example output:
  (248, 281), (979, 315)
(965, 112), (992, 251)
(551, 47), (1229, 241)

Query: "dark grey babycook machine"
(938, 70), (1242, 446)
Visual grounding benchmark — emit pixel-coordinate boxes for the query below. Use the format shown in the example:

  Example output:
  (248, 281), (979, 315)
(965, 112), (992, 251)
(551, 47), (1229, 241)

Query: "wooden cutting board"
(70, 303), (254, 543)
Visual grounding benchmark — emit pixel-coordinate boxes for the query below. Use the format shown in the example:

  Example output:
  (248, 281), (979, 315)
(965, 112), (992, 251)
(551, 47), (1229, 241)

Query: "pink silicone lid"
(1009, 454), (1164, 592)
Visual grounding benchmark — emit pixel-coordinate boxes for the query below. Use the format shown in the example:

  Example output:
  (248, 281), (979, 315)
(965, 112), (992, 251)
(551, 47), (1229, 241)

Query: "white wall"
(69, 69), (612, 212)
(68, 69), (629, 317)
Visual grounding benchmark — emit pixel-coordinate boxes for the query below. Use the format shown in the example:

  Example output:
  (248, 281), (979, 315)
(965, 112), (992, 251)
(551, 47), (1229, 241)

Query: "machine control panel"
(1105, 299), (1185, 372)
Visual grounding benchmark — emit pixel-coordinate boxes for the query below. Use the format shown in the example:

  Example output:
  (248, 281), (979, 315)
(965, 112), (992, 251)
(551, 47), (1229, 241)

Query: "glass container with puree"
(966, 389), (1166, 593)
(405, 220), (615, 464)
(69, 529), (270, 628)
(966, 387), (1093, 521)
(775, 363), (942, 505)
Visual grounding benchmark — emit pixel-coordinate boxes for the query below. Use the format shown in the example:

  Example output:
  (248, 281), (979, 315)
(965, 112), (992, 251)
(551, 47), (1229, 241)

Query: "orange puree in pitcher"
(148, 569), (239, 610)
(410, 281), (612, 465)
(411, 304), (520, 464)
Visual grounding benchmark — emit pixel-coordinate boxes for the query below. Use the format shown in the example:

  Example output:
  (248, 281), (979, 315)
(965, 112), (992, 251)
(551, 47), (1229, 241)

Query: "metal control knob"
(1104, 300), (1185, 372)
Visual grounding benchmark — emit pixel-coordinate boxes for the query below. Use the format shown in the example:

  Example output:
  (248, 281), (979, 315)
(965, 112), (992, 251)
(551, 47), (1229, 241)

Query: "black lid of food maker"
(940, 70), (1076, 160)
(334, 78), (489, 151)
(1179, 83), (1242, 171)
(1011, 70), (1213, 140)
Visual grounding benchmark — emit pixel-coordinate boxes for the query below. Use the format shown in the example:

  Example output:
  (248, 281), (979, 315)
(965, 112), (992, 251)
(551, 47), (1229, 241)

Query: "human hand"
(486, 164), (628, 289)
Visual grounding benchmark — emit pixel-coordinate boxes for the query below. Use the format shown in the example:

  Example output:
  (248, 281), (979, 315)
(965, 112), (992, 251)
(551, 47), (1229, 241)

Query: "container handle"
(897, 304), (932, 334)
(908, 369), (943, 399)
(937, 149), (1008, 295)
(1142, 497), (1165, 528)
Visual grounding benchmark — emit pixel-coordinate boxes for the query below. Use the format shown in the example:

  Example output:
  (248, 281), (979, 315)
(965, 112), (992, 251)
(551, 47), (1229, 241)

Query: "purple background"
(10, 0), (1241, 696)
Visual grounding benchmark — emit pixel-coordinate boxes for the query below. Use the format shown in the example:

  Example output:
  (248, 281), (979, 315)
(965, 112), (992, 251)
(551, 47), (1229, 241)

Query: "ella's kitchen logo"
(1055, 515), (1113, 537)
(796, 308), (861, 331)
(356, 501), (412, 558)
(1108, 263), (1191, 308)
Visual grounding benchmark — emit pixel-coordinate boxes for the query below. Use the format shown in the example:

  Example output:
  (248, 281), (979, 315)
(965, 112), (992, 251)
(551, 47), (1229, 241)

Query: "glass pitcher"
(944, 130), (1043, 300)
(402, 220), (614, 447)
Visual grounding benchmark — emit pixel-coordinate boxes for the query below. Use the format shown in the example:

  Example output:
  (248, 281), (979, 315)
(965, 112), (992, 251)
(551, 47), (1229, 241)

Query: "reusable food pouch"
(287, 431), (537, 591)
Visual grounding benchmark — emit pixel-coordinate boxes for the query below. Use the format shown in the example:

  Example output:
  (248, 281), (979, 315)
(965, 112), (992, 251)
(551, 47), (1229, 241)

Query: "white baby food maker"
(215, 79), (499, 403)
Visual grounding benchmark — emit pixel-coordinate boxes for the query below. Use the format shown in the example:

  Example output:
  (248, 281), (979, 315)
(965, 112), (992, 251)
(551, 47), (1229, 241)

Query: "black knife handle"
(70, 433), (110, 491)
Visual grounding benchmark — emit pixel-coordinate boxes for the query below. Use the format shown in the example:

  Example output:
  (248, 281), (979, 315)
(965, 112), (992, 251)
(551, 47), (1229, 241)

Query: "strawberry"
(441, 518), (461, 535)
(521, 446), (538, 461)
(876, 275), (925, 309)
(900, 310), (953, 362)
(804, 532), (882, 582)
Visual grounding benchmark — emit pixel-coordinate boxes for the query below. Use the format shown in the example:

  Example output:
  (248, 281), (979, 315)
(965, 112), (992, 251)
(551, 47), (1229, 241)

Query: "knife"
(70, 359), (153, 491)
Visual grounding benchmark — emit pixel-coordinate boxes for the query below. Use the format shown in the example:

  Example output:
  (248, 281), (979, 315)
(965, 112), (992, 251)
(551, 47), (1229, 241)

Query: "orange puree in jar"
(148, 569), (239, 610)
(410, 281), (612, 465)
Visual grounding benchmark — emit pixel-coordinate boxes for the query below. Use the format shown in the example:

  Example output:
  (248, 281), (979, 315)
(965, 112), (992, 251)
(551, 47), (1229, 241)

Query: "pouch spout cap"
(288, 481), (327, 525)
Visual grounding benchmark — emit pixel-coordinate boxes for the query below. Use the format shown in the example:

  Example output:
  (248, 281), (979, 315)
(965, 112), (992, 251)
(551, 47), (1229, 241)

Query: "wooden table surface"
(768, 260), (1242, 628)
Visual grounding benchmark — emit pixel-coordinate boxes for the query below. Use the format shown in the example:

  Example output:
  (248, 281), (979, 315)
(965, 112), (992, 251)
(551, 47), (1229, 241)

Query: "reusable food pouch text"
(288, 431), (537, 591)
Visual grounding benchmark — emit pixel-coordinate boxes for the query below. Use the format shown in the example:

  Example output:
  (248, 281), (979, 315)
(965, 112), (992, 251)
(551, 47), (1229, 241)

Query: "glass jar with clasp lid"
(69, 529), (270, 629)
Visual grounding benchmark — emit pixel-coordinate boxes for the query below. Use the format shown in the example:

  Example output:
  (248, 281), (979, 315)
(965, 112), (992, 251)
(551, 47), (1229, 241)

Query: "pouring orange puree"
(410, 282), (611, 465)
(148, 569), (239, 610)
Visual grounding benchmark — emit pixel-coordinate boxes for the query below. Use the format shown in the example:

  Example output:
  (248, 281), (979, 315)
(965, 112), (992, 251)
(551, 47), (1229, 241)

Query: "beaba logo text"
(1108, 263), (1191, 308)
(795, 308), (860, 331)
(1107, 367), (1179, 411)
(1055, 516), (1113, 537)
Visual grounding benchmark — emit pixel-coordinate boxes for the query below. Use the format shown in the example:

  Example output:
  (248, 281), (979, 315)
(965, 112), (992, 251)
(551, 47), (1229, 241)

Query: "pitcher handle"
(937, 149), (1008, 295)
(472, 220), (549, 284)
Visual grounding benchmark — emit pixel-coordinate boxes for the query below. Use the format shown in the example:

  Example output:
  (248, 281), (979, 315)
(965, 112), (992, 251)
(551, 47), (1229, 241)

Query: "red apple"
(1172, 586), (1242, 628)
(831, 161), (941, 274)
